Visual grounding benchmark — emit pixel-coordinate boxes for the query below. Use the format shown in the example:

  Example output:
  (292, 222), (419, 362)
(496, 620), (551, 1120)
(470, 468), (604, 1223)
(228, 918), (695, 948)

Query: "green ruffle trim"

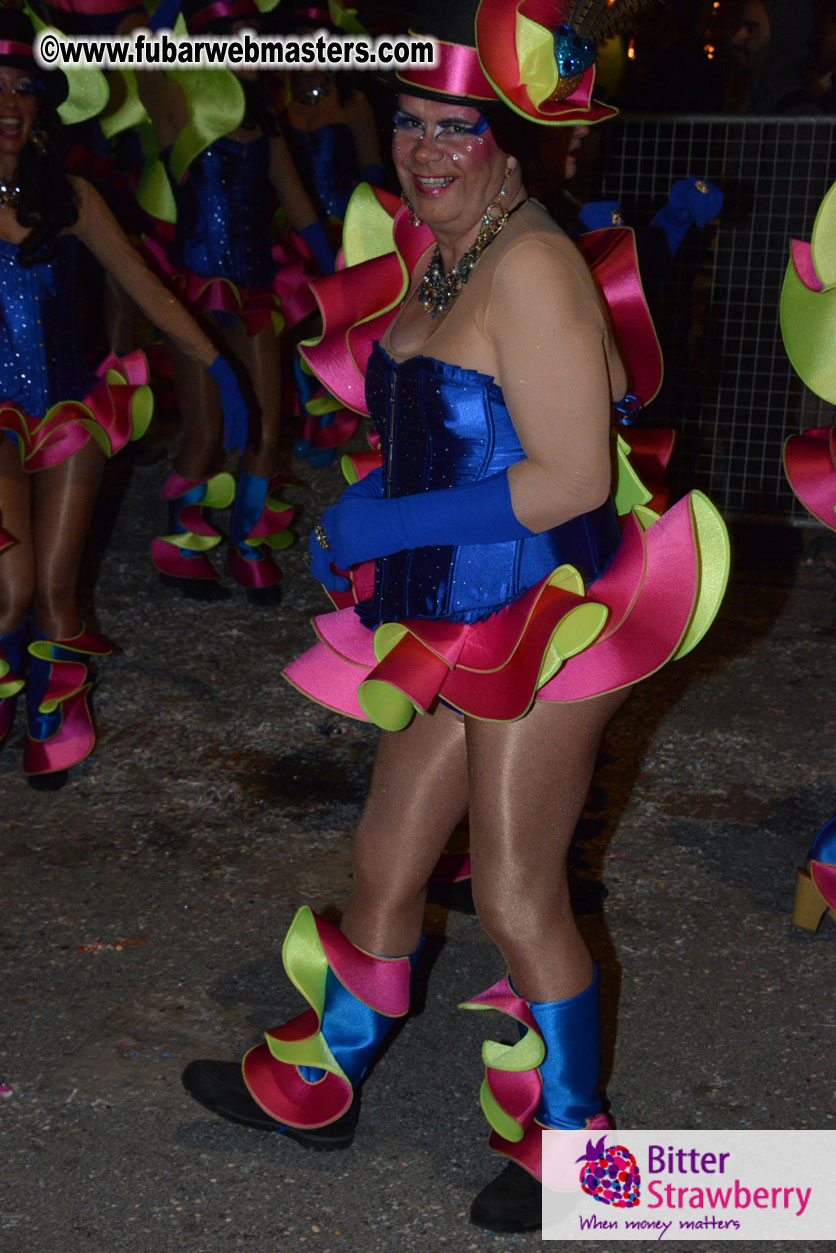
(264, 906), (347, 1083)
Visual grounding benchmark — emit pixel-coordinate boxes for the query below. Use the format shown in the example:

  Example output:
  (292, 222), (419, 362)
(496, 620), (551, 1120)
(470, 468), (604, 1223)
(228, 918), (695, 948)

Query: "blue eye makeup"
(393, 110), (423, 131)
(0, 75), (42, 98)
(393, 111), (490, 143)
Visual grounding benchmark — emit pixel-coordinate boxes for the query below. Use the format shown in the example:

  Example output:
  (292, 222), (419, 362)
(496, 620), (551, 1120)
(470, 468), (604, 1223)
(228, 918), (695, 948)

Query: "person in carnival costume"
(271, 0), (384, 467)
(182, 0), (730, 1232)
(33, 0), (188, 362)
(780, 179), (836, 936)
(139, 0), (334, 601)
(0, 5), (250, 787)
(278, 3), (384, 227)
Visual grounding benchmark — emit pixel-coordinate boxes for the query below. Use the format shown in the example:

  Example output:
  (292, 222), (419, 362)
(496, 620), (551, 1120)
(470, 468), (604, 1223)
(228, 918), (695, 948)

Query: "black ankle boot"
(470, 1161), (542, 1231)
(182, 1060), (359, 1150)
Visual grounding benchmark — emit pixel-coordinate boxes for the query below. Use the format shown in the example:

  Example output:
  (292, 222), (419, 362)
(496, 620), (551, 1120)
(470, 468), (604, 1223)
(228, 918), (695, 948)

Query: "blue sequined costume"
(285, 123), (360, 221)
(361, 345), (620, 626)
(0, 236), (95, 416)
(170, 135), (276, 287)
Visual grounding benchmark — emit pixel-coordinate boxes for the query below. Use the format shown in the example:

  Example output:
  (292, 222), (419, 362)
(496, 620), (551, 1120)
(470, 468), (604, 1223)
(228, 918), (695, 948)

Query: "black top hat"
(180, 0), (260, 33)
(0, 8), (68, 110)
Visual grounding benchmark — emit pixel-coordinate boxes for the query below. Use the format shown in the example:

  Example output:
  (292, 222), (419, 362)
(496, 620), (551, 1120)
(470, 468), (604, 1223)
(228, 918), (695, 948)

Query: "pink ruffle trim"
(0, 350), (150, 472)
(144, 237), (284, 337)
(784, 426), (836, 533)
(283, 494), (702, 725)
(24, 628), (113, 776)
(242, 910), (411, 1128)
(272, 231), (320, 328)
(300, 208), (662, 417)
(463, 976), (611, 1181)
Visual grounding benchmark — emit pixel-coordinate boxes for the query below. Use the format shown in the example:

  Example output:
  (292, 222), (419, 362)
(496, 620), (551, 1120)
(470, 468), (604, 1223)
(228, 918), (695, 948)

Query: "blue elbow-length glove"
(208, 355), (249, 454)
(651, 178), (724, 258)
(309, 468), (534, 591)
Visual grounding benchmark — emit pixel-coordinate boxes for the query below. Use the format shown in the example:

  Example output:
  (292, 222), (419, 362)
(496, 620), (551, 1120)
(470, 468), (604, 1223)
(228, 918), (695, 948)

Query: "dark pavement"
(1, 444), (834, 1253)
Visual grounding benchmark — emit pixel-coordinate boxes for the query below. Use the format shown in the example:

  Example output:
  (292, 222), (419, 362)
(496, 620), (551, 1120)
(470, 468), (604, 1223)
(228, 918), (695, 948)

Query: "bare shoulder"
(491, 210), (604, 321)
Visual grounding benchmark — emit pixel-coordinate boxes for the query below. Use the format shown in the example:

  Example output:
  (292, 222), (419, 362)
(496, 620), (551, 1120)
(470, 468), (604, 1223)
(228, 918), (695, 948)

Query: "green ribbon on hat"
(25, 7), (110, 126)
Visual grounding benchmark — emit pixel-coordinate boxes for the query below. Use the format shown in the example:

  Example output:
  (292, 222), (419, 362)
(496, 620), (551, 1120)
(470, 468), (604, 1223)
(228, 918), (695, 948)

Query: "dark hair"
(478, 101), (547, 188)
(15, 106), (79, 269)
(240, 76), (281, 133)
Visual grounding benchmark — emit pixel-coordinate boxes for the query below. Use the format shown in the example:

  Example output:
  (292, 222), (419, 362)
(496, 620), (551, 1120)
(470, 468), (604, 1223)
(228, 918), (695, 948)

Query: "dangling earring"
(400, 191), (422, 227)
(483, 164), (512, 224)
(31, 127), (49, 156)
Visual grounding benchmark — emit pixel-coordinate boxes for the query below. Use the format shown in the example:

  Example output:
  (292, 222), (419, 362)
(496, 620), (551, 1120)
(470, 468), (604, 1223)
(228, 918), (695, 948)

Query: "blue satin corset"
(0, 235), (94, 415)
(286, 123), (359, 221)
(362, 344), (620, 625)
(173, 136), (275, 285)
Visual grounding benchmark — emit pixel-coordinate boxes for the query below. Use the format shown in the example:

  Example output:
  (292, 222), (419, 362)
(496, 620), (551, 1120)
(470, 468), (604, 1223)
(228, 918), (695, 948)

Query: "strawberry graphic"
(577, 1135), (641, 1208)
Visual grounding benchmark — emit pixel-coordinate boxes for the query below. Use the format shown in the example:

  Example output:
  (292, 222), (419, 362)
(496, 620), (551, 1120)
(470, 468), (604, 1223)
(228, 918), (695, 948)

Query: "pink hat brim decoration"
(475, 0), (617, 125)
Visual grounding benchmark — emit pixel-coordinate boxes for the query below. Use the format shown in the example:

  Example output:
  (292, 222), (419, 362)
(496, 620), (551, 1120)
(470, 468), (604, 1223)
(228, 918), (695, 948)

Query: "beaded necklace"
(417, 170), (526, 318)
(0, 181), (21, 210)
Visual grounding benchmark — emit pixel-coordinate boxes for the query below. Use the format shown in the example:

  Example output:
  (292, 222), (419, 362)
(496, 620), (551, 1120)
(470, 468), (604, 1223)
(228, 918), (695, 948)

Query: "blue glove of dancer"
(207, 355), (249, 454)
(300, 221), (336, 275)
(309, 468), (534, 591)
(147, 0), (184, 32)
(651, 179), (724, 258)
(576, 201), (625, 232)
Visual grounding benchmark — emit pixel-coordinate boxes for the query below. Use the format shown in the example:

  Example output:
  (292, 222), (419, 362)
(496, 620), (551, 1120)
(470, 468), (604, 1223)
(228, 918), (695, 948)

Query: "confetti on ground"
(75, 937), (148, 953)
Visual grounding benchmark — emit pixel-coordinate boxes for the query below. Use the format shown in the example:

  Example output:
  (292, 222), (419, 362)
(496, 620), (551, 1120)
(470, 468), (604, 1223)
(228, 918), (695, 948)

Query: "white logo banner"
(542, 1130), (836, 1241)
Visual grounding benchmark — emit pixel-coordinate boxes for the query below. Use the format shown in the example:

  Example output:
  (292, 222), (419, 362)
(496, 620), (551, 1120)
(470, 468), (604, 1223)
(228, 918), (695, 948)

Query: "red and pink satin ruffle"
(0, 350), (151, 472)
(784, 426), (836, 534)
(24, 628), (113, 777)
(300, 206), (661, 418)
(242, 908), (411, 1128)
(144, 237), (284, 337)
(282, 492), (706, 727)
(461, 975), (612, 1181)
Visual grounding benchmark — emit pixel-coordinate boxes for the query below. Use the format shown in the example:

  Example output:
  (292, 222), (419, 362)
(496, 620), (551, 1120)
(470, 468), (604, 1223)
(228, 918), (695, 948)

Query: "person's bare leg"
(341, 702), (471, 957)
(0, 438), (35, 633)
(467, 690), (629, 1002)
(31, 439), (106, 639)
(225, 322), (282, 476)
(166, 339), (224, 480)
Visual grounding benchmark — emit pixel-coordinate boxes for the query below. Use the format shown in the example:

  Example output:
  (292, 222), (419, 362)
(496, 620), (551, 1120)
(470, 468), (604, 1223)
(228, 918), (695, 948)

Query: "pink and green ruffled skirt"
(283, 492), (730, 731)
(0, 350), (152, 471)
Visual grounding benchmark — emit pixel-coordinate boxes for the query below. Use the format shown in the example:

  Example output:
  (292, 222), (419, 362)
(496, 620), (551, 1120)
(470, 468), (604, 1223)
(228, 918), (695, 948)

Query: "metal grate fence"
(588, 115), (836, 521)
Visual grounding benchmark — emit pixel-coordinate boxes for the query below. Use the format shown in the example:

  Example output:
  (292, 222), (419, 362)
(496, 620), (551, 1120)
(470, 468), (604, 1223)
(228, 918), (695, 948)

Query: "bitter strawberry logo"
(577, 1136), (641, 1208)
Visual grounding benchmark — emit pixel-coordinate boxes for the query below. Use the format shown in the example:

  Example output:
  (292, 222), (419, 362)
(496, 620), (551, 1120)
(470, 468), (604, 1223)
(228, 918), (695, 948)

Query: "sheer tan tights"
(167, 320), (281, 480)
(341, 689), (628, 1004)
(0, 435), (105, 640)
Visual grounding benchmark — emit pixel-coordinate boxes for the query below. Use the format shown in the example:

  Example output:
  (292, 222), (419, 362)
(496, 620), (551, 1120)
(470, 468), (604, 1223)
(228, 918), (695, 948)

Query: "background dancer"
(0, 8), (248, 786)
(139, 0), (331, 601)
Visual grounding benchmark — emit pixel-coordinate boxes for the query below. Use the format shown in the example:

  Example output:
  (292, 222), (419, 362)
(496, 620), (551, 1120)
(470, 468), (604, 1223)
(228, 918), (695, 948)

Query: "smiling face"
(0, 66), (39, 177)
(393, 93), (510, 246)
